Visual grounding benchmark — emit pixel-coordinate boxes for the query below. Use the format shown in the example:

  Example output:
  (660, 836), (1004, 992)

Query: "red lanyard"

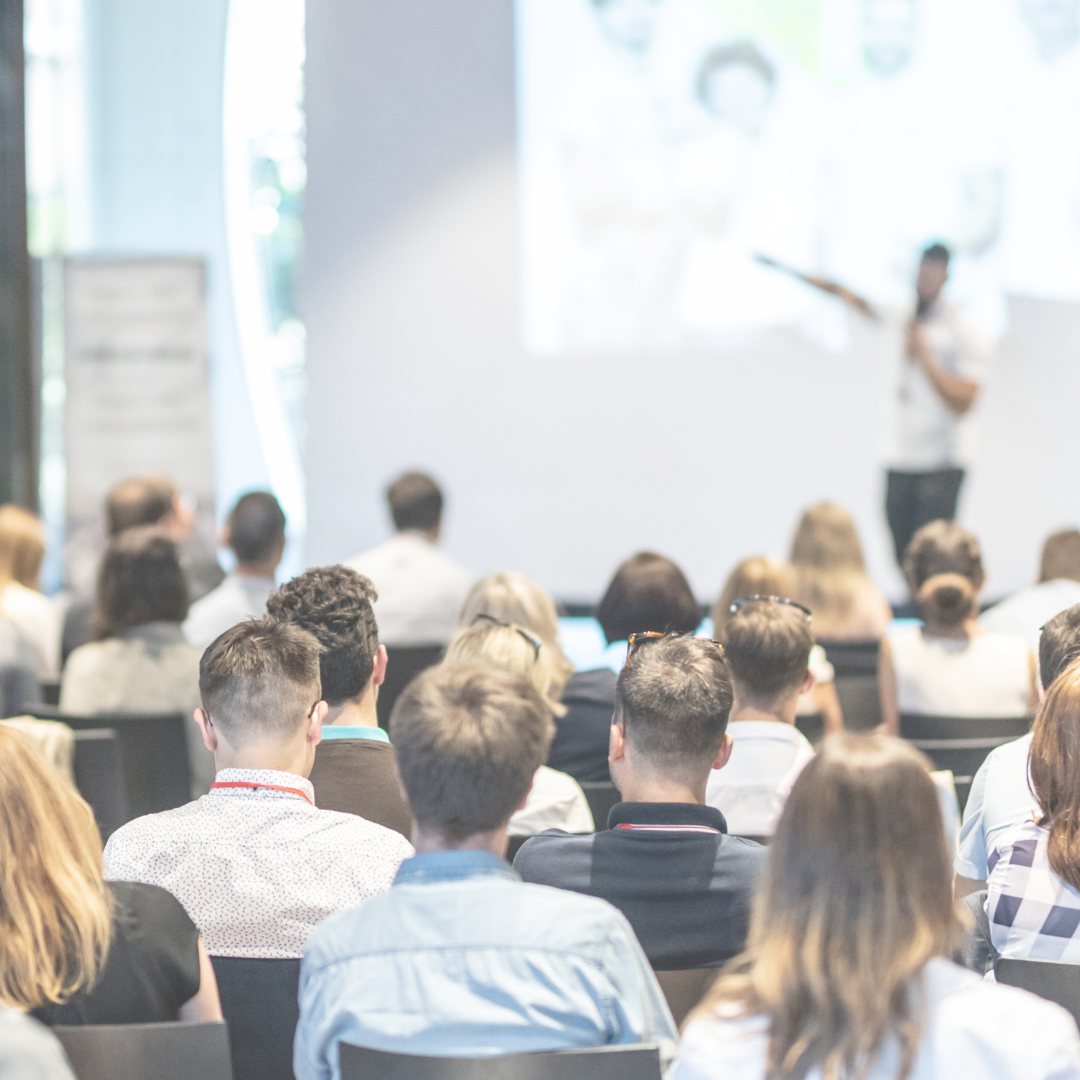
(211, 780), (314, 806)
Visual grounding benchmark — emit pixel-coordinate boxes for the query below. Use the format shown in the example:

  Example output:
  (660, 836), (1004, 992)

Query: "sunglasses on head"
(626, 631), (725, 663)
(471, 613), (543, 660)
(729, 595), (812, 621)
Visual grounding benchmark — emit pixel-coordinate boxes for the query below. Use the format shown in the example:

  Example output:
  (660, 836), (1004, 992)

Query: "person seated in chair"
(515, 633), (767, 970)
(265, 565), (412, 838)
(102, 618), (413, 959)
(293, 663), (676, 1079)
(705, 597), (818, 838)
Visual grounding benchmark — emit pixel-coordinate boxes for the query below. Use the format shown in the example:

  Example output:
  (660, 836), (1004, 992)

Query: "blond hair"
(0, 727), (112, 1010)
(458, 573), (573, 695)
(694, 734), (962, 1080)
(0, 504), (46, 590)
(712, 557), (797, 639)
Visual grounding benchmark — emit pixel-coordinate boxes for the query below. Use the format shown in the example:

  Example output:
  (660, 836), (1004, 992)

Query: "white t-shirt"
(0, 581), (62, 680)
(705, 721), (816, 838)
(673, 958), (1080, 1080)
(980, 579), (1080, 658)
(889, 301), (989, 471)
(509, 766), (594, 837)
(889, 626), (1031, 717)
(183, 572), (276, 647)
(345, 532), (473, 647)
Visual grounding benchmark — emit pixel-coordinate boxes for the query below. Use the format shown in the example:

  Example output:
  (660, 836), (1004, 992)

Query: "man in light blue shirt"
(294, 663), (676, 1080)
(955, 604), (1080, 895)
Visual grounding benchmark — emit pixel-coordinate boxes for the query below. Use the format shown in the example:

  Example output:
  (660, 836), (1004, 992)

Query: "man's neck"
(214, 741), (312, 778)
(233, 561), (277, 581)
(411, 824), (509, 857)
(614, 773), (706, 805)
(728, 698), (798, 726)
(324, 691), (378, 728)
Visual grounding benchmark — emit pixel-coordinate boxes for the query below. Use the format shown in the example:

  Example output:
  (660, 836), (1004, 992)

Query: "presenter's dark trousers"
(885, 467), (965, 567)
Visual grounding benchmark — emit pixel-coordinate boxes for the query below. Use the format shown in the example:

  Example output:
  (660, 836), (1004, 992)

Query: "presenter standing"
(885, 244), (987, 566)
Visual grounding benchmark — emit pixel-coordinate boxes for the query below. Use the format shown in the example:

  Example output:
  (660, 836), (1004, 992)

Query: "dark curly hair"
(265, 565), (380, 706)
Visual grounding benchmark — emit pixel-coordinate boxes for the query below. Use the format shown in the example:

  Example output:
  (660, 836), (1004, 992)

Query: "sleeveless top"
(890, 626), (1030, 717)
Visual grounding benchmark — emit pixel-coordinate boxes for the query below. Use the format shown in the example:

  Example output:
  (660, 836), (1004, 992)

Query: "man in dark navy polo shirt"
(514, 633), (766, 970)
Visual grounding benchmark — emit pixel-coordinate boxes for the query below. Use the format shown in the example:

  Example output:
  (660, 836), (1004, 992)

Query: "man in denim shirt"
(294, 663), (676, 1079)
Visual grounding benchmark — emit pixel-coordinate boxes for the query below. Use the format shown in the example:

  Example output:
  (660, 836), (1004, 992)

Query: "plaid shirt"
(987, 820), (1080, 961)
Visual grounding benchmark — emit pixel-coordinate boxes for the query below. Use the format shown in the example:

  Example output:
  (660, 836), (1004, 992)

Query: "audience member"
(955, 604), (1080, 898)
(184, 491), (286, 647)
(0, 504), (61, 679)
(789, 502), (893, 641)
(0, 616), (40, 719)
(0, 727), (221, 1026)
(0, 1011), (77, 1080)
(346, 472), (472, 647)
(707, 597), (818, 837)
(266, 565), (412, 837)
(59, 527), (213, 795)
(981, 528), (1080, 654)
(102, 619), (413, 958)
(988, 660), (1080, 964)
(516, 634), (766, 969)
(674, 734), (1080, 1080)
(714, 557), (842, 733)
(294, 664), (676, 1076)
(444, 619), (593, 835)
(62, 475), (224, 663)
(880, 521), (1038, 733)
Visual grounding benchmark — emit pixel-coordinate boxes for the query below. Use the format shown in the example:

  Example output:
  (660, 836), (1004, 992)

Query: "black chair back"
(211, 956), (301, 1080)
(339, 1043), (661, 1080)
(816, 640), (880, 676)
(72, 728), (128, 840)
(506, 835), (531, 862)
(996, 958), (1080, 1029)
(795, 712), (825, 746)
(816, 641), (881, 731)
(653, 969), (718, 1027)
(579, 781), (620, 831)
(377, 645), (445, 729)
(28, 706), (191, 819)
(53, 1021), (232, 1080)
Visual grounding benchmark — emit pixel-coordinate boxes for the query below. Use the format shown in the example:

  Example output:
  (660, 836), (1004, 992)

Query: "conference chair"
(211, 956), (301, 1080)
(27, 706), (191, 821)
(653, 969), (719, 1027)
(996, 958), (1080, 1030)
(72, 728), (128, 840)
(816, 640), (881, 731)
(41, 679), (61, 705)
(339, 1043), (662, 1080)
(899, 714), (1031, 812)
(53, 1021), (232, 1080)
(957, 891), (995, 976)
(376, 645), (445, 729)
(579, 781), (621, 831)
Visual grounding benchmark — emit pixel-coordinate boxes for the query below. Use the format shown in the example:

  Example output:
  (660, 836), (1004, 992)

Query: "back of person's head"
(712, 557), (797, 639)
(390, 663), (555, 840)
(444, 617), (564, 716)
(227, 491), (286, 566)
(105, 475), (177, 536)
(1039, 605), (1080, 690)
(199, 617), (322, 746)
(1030, 660), (1080, 893)
(790, 503), (866, 572)
(266, 566), (378, 707)
(596, 552), (701, 645)
(0, 504), (46, 589)
(1040, 529), (1080, 584)
(903, 520), (984, 628)
(722, 599), (814, 701)
(0, 727), (111, 1011)
(386, 472), (443, 533)
(95, 526), (188, 639)
(616, 634), (733, 780)
(697, 733), (960, 1078)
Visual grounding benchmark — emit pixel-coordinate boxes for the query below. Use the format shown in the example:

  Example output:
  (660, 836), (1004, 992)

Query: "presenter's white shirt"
(889, 300), (989, 470)
(673, 958), (1080, 1080)
(183, 573), (276, 647)
(345, 532), (473, 647)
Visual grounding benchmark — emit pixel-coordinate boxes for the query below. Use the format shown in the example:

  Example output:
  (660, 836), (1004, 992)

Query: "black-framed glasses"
(626, 631), (725, 663)
(471, 613), (543, 660)
(729, 595), (812, 621)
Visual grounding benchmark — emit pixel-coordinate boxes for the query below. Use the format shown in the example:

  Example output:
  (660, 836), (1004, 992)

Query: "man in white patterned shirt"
(103, 618), (414, 958)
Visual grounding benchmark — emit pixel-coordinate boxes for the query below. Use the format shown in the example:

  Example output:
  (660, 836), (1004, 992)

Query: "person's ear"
(271, 535), (286, 570)
(307, 701), (328, 744)
(801, 669), (817, 695)
(712, 731), (734, 771)
(194, 709), (218, 753)
(372, 645), (388, 689)
(609, 720), (627, 764)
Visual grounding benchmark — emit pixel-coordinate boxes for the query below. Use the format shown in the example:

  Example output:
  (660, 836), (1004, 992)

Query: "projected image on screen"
(517, 0), (1080, 354)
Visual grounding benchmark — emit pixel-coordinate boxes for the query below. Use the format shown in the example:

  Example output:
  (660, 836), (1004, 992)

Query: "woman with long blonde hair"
(675, 734), (1080, 1080)
(0, 726), (221, 1025)
(444, 618), (594, 836)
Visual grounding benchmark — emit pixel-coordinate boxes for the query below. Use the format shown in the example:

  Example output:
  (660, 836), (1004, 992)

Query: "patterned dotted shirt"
(103, 768), (414, 958)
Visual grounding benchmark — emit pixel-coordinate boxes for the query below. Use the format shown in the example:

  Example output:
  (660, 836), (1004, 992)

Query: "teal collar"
(320, 725), (389, 743)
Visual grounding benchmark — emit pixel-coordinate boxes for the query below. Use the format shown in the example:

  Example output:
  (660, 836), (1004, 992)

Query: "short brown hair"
(199, 618), (322, 745)
(95, 526), (189, 639)
(722, 600), (813, 697)
(903, 520), (984, 628)
(1040, 530), (1080, 585)
(596, 552), (701, 645)
(387, 472), (443, 532)
(389, 663), (554, 840)
(616, 635), (733, 776)
(105, 475), (176, 536)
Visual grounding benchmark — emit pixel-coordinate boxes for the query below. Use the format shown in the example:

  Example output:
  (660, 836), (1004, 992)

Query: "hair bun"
(917, 573), (976, 628)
